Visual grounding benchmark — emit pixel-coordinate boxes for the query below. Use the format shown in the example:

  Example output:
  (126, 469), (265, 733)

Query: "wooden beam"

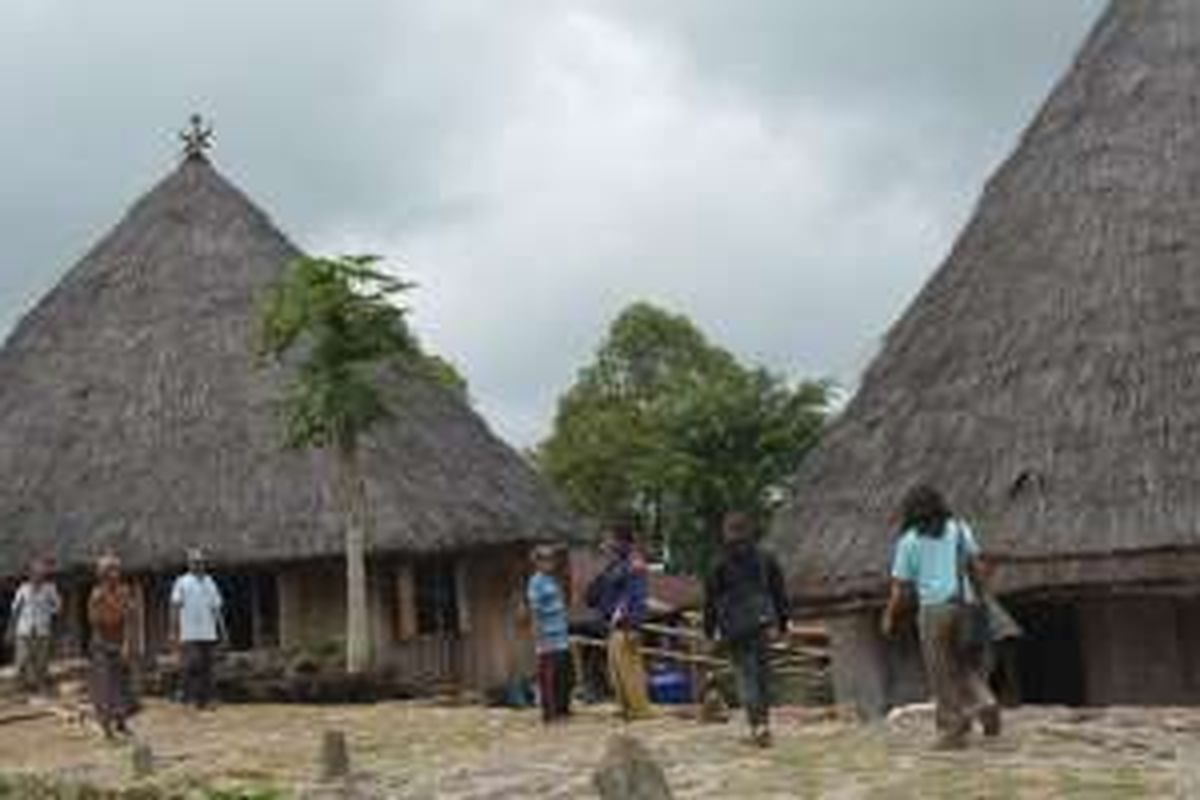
(395, 564), (416, 642)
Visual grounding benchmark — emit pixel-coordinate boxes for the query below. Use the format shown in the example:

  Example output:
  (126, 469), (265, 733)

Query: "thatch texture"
(0, 155), (574, 576)
(773, 0), (1200, 609)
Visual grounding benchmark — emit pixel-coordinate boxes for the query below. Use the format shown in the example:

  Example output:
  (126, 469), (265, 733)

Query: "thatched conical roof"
(773, 0), (1200, 609)
(0, 153), (574, 576)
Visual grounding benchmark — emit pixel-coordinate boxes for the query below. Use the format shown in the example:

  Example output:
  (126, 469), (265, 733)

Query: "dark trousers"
(536, 649), (573, 722)
(729, 634), (771, 728)
(181, 641), (216, 708)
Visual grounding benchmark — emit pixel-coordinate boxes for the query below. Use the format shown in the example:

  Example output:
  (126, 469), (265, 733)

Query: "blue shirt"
(891, 519), (981, 607)
(526, 572), (570, 653)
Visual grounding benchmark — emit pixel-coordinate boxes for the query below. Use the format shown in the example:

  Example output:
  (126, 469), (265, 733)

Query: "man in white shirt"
(170, 549), (225, 710)
(6, 558), (61, 695)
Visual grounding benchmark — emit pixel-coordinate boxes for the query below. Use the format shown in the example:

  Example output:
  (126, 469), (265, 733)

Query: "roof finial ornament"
(180, 114), (214, 161)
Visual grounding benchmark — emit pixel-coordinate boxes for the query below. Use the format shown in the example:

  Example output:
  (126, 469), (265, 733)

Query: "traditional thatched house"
(773, 0), (1200, 715)
(0, 131), (575, 691)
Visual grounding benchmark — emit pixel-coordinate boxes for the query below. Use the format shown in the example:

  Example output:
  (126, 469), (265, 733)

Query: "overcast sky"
(2, 1), (1106, 446)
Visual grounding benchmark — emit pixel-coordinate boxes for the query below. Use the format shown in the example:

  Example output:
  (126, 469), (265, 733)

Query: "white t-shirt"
(11, 581), (60, 637)
(171, 573), (223, 643)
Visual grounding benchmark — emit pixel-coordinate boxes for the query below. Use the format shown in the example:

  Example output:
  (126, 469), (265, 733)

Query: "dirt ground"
(0, 700), (1197, 798)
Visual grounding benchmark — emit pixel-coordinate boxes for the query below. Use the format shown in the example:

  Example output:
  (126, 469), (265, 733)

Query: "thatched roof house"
(0, 138), (575, 691)
(774, 0), (1200, 713)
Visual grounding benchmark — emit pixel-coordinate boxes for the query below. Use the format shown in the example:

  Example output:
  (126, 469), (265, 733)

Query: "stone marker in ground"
(698, 679), (730, 724)
(131, 742), (154, 778)
(593, 734), (673, 800)
(320, 730), (351, 781)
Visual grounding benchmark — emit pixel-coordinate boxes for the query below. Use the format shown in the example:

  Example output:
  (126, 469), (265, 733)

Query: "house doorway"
(0, 585), (12, 665)
(1010, 601), (1085, 706)
(214, 572), (279, 651)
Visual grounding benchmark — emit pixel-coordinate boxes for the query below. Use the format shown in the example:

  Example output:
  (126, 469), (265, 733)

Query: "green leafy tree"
(538, 302), (828, 572)
(260, 254), (417, 673)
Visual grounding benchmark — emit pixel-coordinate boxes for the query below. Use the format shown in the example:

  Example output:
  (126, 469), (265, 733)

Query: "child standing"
(526, 545), (573, 723)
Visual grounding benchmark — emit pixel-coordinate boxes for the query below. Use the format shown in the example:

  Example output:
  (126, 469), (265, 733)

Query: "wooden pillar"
(395, 564), (416, 642)
(455, 559), (471, 635)
(131, 577), (148, 658)
(278, 571), (302, 649)
(250, 575), (263, 650)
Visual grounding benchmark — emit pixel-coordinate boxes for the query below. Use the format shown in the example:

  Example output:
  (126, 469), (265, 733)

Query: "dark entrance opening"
(214, 572), (279, 652)
(0, 584), (13, 665)
(1010, 601), (1085, 706)
(254, 573), (279, 649)
(218, 574), (256, 652)
(74, 578), (95, 656)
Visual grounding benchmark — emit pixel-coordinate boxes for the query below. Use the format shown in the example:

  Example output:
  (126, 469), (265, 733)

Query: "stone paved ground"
(0, 700), (1195, 797)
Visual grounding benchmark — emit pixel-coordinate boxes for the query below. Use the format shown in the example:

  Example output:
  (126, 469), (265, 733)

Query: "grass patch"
(1055, 766), (1152, 799)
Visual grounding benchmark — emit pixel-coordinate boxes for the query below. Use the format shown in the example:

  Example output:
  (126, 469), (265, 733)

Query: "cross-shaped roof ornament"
(180, 114), (214, 160)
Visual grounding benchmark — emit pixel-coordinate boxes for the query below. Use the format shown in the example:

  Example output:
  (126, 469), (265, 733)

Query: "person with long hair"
(881, 486), (1000, 749)
(87, 554), (138, 739)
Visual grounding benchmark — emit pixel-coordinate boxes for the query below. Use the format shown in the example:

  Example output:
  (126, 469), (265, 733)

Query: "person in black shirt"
(704, 512), (790, 747)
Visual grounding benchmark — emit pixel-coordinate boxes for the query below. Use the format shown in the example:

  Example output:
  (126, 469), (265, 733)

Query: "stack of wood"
(769, 624), (833, 706)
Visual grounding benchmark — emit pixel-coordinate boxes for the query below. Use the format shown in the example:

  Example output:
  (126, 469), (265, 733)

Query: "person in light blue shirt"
(891, 517), (981, 607)
(881, 485), (999, 750)
(526, 545), (572, 723)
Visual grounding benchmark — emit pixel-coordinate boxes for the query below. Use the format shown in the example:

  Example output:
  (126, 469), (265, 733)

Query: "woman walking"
(881, 486), (1000, 750)
(88, 554), (138, 739)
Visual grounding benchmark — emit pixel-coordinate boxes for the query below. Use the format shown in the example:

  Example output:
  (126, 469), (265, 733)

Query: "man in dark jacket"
(704, 512), (790, 747)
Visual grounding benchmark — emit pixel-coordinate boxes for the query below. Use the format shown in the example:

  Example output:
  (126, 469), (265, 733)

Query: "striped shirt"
(527, 572), (570, 654)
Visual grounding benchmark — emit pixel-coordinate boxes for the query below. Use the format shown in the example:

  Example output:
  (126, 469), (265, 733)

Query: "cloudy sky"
(2, 0), (1105, 446)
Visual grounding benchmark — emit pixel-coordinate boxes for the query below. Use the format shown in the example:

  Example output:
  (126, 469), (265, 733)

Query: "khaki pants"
(606, 629), (652, 719)
(918, 605), (996, 740)
(16, 635), (53, 694)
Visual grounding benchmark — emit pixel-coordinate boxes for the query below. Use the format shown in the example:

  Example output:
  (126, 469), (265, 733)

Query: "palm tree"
(260, 254), (415, 673)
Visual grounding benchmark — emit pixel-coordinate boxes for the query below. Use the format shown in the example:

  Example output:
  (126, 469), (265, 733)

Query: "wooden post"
(249, 574), (262, 650)
(455, 559), (471, 635)
(131, 743), (154, 778)
(687, 628), (701, 704)
(131, 578), (147, 660)
(319, 730), (351, 781)
(277, 572), (301, 649)
(395, 564), (416, 642)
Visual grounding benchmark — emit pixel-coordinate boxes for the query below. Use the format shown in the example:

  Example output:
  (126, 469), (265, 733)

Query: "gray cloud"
(2, 1), (1106, 445)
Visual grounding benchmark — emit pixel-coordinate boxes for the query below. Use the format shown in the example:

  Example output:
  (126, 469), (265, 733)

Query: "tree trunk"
(337, 445), (371, 674)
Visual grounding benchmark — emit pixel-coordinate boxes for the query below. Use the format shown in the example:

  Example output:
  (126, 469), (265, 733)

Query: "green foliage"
(260, 255), (418, 451)
(538, 301), (828, 572)
(421, 352), (470, 400)
(204, 787), (284, 800)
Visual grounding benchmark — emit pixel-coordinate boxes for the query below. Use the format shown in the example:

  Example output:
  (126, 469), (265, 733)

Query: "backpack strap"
(953, 520), (977, 604)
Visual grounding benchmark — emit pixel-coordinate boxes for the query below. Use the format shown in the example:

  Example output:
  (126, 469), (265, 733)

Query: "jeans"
(181, 641), (216, 708)
(729, 633), (771, 728)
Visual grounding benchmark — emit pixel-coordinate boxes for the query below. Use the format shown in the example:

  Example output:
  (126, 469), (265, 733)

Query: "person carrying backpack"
(703, 512), (790, 747)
